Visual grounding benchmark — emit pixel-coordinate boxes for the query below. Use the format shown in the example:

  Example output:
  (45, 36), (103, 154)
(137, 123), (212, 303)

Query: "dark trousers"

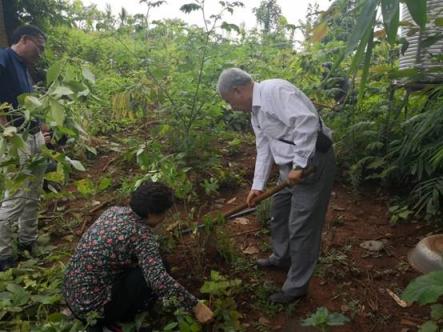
(88, 267), (157, 331)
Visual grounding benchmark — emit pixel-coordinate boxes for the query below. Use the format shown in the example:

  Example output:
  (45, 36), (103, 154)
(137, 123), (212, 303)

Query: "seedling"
(302, 307), (350, 332)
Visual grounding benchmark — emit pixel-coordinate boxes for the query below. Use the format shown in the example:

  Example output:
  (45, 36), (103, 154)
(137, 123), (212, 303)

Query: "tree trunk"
(0, 0), (8, 47)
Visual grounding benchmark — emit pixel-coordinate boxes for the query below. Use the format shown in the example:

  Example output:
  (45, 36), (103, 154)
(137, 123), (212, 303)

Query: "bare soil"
(53, 136), (441, 332)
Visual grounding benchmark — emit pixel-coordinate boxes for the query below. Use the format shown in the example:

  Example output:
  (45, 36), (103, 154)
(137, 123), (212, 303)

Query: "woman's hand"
(193, 301), (214, 324)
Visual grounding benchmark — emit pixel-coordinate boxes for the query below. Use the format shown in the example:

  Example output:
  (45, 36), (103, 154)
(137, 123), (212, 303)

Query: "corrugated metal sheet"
(0, 0), (8, 48)
(399, 0), (443, 80)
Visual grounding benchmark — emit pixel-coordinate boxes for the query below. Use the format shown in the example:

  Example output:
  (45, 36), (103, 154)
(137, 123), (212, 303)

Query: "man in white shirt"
(217, 68), (336, 304)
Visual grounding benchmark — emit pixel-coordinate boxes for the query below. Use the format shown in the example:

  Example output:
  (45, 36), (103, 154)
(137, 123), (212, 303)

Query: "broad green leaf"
(75, 178), (95, 196)
(418, 321), (438, 332)
(49, 99), (65, 127)
(350, 26), (373, 72)
(327, 312), (350, 325)
(51, 86), (74, 98)
(45, 161), (65, 184)
(24, 95), (42, 109)
(402, 0), (427, 29)
(6, 283), (29, 306)
(66, 157), (86, 172)
(381, 0), (400, 44)
(431, 304), (443, 320)
(359, 23), (375, 99)
(345, 0), (379, 56)
(81, 66), (95, 83)
(65, 81), (89, 95)
(46, 61), (62, 86)
(163, 322), (178, 330)
(31, 294), (61, 305)
(401, 271), (443, 305)
(85, 145), (97, 155)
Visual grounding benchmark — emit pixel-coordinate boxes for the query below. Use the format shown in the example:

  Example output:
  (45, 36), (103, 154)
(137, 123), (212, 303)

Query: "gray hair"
(216, 68), (253, 95)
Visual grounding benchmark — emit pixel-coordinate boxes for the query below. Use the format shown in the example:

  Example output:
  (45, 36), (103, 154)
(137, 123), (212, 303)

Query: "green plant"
(402, 271), (443, 332)
(389, 203), (413, 224)
(0, 252), (74, 330)
(200, 270), (243, 332)
(201, 177), (219, 196)
(74, 176), (112, 197)
(302, 306), (350, 332)
(256, 198), (272, 225)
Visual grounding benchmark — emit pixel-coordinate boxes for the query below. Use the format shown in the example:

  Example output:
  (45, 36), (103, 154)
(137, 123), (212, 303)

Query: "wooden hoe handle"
(223, 166), (316, 219)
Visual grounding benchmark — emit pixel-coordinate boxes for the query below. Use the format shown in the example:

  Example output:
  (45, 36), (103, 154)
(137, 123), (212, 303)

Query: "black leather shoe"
(256, 257), (289, 270)
(269, 291), (305, 304)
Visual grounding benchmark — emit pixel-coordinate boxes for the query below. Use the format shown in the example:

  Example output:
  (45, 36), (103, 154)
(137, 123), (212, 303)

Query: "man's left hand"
(287, 169), (304, 185)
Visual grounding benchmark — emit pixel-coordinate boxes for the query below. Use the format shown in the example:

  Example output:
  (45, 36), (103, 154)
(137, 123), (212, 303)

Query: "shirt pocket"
(262, 113), (288, 139)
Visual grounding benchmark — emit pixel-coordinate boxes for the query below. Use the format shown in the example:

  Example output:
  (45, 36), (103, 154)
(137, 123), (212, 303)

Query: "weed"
(200, 271), (244, 332)
(302, 307), (350, 332)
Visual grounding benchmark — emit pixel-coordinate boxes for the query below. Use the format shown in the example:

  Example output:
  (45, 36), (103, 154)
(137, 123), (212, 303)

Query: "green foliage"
(402, 271), (443, 331)
(402, 271), (443, 305)
(302, 307), (350, 332)
(75, 177), (112, 197)
(388, 203), (413, 224)
(0, 253), (77, 330)
(134, 141), (194, 200)
(200, 271), (243, 331)
(256, 198), (272, 225)
(0, 60), (94, 195)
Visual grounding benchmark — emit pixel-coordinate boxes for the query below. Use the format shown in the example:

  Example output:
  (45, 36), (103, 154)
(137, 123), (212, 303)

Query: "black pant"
(88, 267), (157, 331)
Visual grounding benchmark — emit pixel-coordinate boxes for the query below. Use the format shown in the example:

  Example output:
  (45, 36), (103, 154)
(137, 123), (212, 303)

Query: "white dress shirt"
(251, 79), (332, 191)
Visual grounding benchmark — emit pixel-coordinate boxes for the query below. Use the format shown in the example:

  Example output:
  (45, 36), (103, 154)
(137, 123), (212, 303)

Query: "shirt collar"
(252, 81), (262, 112)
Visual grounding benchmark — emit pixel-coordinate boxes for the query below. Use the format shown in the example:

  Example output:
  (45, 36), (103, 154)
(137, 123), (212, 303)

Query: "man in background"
(0, 25), (50, 271)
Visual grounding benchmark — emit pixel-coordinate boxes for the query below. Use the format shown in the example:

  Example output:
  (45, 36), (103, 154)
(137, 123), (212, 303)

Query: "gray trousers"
(0, 132), (46, 259)
(268, 148), (336, 297)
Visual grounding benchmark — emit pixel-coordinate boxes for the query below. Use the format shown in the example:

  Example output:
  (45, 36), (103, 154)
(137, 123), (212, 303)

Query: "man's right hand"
(246, 190), (263, 207)
(193, 301), (214, 324)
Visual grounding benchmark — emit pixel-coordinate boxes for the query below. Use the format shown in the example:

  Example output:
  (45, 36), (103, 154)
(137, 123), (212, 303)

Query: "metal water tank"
(399, 0), (443, 82)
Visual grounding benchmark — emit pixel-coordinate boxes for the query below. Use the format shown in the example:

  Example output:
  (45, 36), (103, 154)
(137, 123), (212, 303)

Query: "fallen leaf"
(400, 319), (417, 327)
(387, 289), (412, 308)
(166, 221), (180, 232)
(242, 245), (259, 255)
(227, 197), (237, 204)
(233, 217), (249, 225)
(332, 205), (345, 211)
(258, 317), (271, 326)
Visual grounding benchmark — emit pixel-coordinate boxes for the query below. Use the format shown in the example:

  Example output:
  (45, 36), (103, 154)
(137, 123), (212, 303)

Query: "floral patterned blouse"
(63, 206), (198, 317)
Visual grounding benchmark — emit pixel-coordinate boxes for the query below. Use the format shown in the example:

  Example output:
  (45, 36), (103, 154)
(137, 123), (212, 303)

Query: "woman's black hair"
(129, 181), (174, 218)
